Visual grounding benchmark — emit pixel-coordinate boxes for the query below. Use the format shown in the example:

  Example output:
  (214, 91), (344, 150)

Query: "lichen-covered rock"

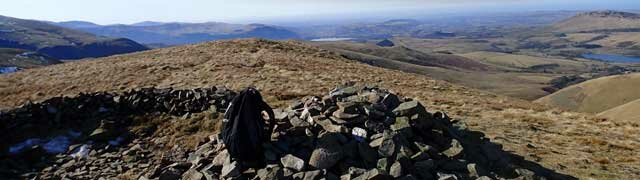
(182, 169), (205, 180)
(392, 101), (424, 117)
(443, 139), (464, 158)
(303, 170), (323, 180)
(437, 172), (458, 180)
(221, 161), (240, 178)
(308, 147), (342, 169)
(354, 168), (392, 180)
(389, 161), (404, 178)
(377, 132), (397, 157)
(281, 154), (305, 171)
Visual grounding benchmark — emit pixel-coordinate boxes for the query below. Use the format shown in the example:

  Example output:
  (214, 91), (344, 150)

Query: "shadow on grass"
(437, 111), (577, 180)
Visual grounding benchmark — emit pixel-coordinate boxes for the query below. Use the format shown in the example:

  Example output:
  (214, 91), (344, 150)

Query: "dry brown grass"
(460, 51), (599, 72)
(129, 111), (222, 150)
(0, 39), (638, 179)
(592, 32), (640, 47)
(598, 98), (640, 123)
(315, 42), (572, 100)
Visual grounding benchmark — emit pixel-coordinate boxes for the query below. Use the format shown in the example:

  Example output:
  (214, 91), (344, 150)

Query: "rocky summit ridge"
(1, 85), (572, 180)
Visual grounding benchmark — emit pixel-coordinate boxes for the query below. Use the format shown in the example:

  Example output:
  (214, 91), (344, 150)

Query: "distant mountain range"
(53, 21), (301, 45)
(297, 11), (577, 39)
(0, 15), (148, 62)
(43, 11), (580, 48)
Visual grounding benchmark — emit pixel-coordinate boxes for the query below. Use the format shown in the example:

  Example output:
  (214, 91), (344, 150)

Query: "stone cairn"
(153, 85), (547, 180)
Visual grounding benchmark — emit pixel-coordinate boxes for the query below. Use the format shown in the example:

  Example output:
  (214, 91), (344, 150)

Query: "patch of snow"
(70, 145), (90, 159)
(43, 136), (71, 153)
(0, 67), (19, 74)
(8, 130), (83, 154)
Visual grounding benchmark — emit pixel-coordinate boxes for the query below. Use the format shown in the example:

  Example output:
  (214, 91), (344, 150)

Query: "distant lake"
(0, 67), (19, 74)
(310, 38), (354, 42)
(582, 54), (640, 63)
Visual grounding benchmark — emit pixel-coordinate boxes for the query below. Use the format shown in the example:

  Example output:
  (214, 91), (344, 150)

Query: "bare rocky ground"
(0, 39), (638, 179)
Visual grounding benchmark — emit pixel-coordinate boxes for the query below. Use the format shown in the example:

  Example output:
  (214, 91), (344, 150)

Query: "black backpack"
(221, 87), (275, 163)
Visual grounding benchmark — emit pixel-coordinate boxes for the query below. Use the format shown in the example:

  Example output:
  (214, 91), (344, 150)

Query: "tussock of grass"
(130, 111), (222, 150)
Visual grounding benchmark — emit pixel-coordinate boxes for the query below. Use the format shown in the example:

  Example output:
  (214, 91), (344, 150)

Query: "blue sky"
(1, 0), (639, 24)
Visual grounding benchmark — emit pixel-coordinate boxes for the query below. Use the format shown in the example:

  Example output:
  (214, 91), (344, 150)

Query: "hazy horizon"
(1, 0), (640, 25)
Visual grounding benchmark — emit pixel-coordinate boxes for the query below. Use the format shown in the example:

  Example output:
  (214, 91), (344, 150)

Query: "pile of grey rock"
(33, 138), (160, 179)
(148, 85), (545, 180)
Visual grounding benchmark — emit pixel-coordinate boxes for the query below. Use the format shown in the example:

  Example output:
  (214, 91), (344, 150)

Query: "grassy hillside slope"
(460, 51), (600, 73)
(317, 43), (552, 100)
(315, 41), (611, 100)
(552, 11), (640, 33)
(536, 73), (640, 113)
(315, 41), (491, 71)
(0, 15), (101, 48)
(598, 98), (640, 122)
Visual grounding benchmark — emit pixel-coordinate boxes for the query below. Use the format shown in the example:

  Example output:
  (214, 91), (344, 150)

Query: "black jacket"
(222, 88), (275, 162)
